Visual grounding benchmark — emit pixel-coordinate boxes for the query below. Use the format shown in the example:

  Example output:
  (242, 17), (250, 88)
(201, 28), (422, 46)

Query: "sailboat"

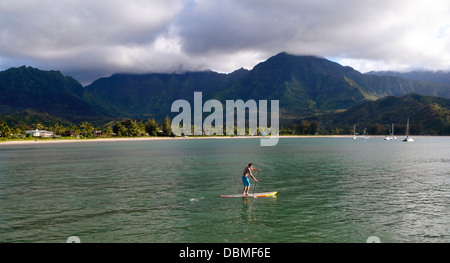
(384, 123), (397, 140)
(384, 125), (392, 140)
(403, 119), (414, 142)
(353, 124), (357, 139)
(362, 127), (369, 140)
(392, 123), (397, 140)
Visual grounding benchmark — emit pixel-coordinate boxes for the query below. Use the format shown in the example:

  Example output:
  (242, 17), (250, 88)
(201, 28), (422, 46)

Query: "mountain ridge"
(0, 66), (107, 123)
(313, 93), (450, 135)
(366, 70), (450, 85)
(1, 53), (450, 132)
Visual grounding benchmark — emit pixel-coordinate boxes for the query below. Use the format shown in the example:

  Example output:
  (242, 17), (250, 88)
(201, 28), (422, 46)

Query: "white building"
(26, 130), (54, 138)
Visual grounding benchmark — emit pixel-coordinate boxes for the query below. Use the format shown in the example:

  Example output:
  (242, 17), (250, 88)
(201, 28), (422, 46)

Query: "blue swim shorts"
(242, 176), (250, 187)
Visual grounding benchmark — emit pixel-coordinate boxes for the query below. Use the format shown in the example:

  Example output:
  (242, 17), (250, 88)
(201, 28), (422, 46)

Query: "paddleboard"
(219, 191), (277, 198)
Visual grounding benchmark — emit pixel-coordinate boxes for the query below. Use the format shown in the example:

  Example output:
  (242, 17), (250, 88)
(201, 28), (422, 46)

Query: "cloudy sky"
(1, 0), (450, 84)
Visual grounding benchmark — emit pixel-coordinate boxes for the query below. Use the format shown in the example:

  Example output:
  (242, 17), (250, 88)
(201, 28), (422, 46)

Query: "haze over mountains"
(367, 70), (450, 85)
(1, 52), (450, 134)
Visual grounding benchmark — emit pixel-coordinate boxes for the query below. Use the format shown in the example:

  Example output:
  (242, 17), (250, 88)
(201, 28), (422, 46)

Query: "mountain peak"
(274, 51), (324, 59)
(252, 51), (356, 80)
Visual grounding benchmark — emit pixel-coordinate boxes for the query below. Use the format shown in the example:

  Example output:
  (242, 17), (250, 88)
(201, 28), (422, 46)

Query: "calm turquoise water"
(0, 137), (449, 243)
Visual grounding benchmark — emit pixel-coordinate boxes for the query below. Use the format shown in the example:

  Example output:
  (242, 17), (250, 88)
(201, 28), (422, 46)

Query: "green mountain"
(211, 53), (375, 120)
(84, 69), (249, 119)
(84, 52), (450, 122)
(2, 53), (450, 132)
(0, 66), (107, 124)
(317, 93), (450, 135)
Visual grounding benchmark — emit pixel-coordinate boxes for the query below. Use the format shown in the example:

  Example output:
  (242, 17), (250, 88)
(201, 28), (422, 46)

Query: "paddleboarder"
(242, 163), (260, 196)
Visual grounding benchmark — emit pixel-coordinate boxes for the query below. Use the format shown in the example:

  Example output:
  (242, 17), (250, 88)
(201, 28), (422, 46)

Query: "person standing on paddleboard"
(242, 163), (260, 195)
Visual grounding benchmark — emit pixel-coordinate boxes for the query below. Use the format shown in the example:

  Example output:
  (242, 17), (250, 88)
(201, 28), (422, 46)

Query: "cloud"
(0, 0), (184, 82)
(176, 0), (450, 72)
(1, 0), (450, 84)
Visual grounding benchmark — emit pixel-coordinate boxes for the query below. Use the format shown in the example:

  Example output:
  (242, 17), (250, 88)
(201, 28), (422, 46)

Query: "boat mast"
(405, 118), (410, 136)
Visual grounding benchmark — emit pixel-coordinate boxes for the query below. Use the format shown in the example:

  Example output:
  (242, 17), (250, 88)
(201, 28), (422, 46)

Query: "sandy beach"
(0, 135), (357, 145)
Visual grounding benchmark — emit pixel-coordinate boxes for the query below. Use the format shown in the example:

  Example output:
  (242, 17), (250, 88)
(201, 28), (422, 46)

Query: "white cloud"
(1, 0), (450, 84)
(0, 0), (182, 55)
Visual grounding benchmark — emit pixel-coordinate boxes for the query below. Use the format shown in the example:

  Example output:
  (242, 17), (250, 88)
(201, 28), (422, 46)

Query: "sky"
(1, 0), (450, 85)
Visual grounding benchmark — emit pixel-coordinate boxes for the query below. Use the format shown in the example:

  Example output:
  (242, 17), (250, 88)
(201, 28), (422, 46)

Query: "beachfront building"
(93, 130), (109, 137)
(26, 129), (54, 138)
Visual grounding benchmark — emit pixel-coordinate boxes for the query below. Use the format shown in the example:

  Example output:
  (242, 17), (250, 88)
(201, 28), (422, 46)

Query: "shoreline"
(0, 134), (446, 145)
(0, 135), (351, 145)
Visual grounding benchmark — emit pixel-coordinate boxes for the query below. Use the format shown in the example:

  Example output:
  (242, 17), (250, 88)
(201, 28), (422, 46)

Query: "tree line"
(0, 116), (173, 139)
(1, 117), (322, 139)
(1, 117), (442, 139)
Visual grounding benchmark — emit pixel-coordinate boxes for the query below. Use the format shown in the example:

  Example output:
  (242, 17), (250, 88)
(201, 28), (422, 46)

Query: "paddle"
(252, 170), (261, 198)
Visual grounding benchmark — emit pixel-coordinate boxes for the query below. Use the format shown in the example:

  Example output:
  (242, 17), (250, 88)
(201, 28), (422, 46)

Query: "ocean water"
(0, 137), (449, 243)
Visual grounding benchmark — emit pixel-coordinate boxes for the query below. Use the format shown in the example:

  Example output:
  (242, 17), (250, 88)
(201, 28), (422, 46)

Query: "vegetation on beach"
(0, 117), (168, 140)
(0, 117), (401, 142)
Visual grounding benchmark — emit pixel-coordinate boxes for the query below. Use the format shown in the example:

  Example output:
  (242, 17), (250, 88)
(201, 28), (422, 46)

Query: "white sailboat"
(403, 119), (414, 142)
(392, 123), (397, 140)
(362, 127), (369, 140)
(384, 123), (397, 140)
(353, 124), (357, 139)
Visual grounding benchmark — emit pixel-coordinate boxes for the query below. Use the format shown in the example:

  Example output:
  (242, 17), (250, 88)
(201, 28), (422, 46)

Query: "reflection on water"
(0, 137), (449, 242)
